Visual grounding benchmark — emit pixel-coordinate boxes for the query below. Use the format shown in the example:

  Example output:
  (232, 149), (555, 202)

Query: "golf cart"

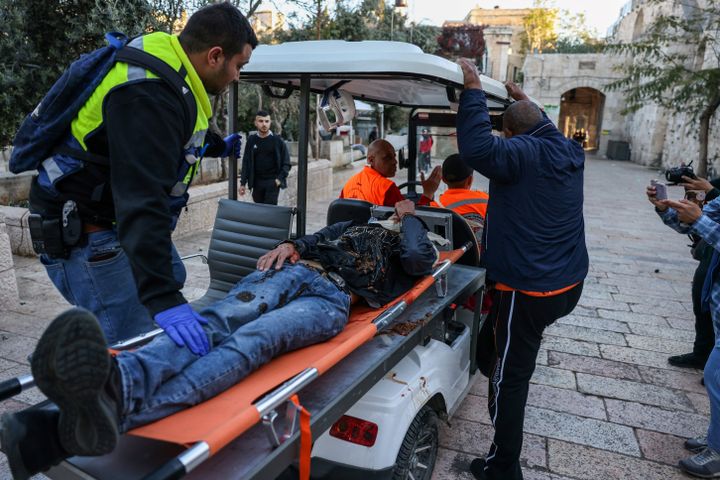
(0, 40), (515, 480)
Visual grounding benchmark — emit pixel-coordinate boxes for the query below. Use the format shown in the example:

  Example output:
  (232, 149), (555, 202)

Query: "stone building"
(250, 8), (285, 37)
(522, 54), (627, 157)
(522, 0), (719, 171)
(447, 6), (530, 83)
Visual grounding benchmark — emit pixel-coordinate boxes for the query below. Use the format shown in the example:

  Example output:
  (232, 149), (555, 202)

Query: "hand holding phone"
(651, 179), (667, 200)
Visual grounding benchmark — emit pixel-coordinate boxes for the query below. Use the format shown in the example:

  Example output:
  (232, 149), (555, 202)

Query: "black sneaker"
(687, 436), (710, 453)
(668, 352), (707, 369)
(680, 447), (720, 478)
(0, 407), (68, 480)
(470, 458), (489, 480)
(30, 308), (121, 457)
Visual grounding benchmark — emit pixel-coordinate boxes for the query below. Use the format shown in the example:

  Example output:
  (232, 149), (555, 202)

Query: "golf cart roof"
(240, 40), (510, 110)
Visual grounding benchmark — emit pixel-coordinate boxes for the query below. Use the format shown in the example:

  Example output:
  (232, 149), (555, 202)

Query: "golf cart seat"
(191, 199), (296, 309)
(326, 198), (373, 225)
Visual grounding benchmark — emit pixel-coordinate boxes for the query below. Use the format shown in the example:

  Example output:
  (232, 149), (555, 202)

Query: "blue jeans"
(707, 300), (720, 451)
(116, 263), (351, 432)
(40, 230), (186, 344)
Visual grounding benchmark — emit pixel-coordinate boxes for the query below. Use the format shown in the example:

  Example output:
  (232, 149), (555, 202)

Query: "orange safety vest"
(341, 166), (395, 205)
(431, 189), (489, 218)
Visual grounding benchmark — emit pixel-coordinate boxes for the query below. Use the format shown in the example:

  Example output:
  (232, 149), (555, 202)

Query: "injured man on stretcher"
(0, 199), (439, 480)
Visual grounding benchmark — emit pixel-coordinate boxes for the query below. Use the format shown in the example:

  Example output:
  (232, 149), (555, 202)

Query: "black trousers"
(692, 256), (714, 361)
(252, 178), (280, 205)
(483, 282), (583, 480)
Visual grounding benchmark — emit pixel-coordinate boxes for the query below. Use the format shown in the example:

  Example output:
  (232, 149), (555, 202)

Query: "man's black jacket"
(240, 133), (291, 190)
(292, 215), (437, 307)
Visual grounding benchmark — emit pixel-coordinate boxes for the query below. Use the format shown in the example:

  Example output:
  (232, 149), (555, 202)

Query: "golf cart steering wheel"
(397, 181), (423, 203)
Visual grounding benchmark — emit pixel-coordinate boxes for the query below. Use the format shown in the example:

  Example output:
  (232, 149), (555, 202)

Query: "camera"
(665, 162), (695, 184)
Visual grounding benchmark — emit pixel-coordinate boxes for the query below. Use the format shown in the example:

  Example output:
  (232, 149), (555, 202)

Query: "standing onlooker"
(240, 110), (291, 205)
(668, 176), (720, 370)
(368, 126), (378, 144)
(648, 181), (720, 477)
(419, 128), (434, 173)
(456, 59), (588, 480)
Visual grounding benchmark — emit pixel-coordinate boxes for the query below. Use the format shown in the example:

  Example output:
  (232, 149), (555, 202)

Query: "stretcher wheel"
(392, 405), (438, 480)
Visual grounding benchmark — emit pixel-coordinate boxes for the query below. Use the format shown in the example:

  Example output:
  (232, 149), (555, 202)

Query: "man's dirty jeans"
(116, 263), (351, 431)
(40, 229), (186, 344)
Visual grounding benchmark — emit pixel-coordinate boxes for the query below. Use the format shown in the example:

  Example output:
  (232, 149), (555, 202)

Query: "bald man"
(340, 139), (441, 206)
(457, 59), (588, 480)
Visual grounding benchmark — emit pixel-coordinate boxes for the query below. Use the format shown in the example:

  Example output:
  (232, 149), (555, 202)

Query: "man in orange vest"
(430, 154), (488, 237)
(340, 139), (441, 206)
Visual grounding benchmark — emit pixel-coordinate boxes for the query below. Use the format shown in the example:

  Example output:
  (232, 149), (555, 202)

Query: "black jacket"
(292, 215), (436, 306)
(457, 89), (588, 291)
(29, 81), (226, 316)
(240, 133), (291, 189)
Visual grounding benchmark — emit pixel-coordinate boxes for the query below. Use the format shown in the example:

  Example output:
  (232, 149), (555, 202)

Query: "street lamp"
(390, 0), (408, 41)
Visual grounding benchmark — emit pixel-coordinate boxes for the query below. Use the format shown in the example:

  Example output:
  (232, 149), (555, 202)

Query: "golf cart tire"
(392, 405), (439, 480)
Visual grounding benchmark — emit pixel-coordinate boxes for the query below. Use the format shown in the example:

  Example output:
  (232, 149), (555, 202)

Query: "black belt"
(297, 262), (348, 293)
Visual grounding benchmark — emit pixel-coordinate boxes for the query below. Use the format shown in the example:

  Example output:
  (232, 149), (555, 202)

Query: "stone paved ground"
(0, 154), (707, 479)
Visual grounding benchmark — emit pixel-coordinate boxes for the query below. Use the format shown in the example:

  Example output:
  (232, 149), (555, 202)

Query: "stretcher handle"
(0, 328), (162, 404)
(255, 368), (319, 415)
(142, 459), (185, 480)
(111, 328), (164, 351)
(142, 441), (210, 480)
(0, 375), (34, 402)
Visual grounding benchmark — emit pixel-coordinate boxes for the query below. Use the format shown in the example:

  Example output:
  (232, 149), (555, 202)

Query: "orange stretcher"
(0, 247), (474, 480)
(131, 247), (467, 480)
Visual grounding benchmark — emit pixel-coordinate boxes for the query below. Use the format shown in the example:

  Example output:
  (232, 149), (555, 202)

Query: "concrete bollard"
(0, 211), (20, 308)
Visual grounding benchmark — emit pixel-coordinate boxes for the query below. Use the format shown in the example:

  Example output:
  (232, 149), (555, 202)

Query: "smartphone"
(651, 180), (667, 200)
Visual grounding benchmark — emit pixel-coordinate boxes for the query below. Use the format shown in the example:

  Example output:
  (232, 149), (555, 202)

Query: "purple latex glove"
(154, 303), (210, 356)
(221, 133), (242, 158)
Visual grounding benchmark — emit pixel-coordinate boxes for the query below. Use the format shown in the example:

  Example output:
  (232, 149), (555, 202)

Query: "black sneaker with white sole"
(680, 447), (720, 478)
(30, 308), (121, 457)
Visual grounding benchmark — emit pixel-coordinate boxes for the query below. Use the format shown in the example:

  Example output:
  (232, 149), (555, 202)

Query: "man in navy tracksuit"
(456, 59), (589, 480)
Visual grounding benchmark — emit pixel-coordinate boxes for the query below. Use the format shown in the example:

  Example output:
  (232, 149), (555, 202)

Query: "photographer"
(667, 176), (720, 370)
(647, 178), (720, 477)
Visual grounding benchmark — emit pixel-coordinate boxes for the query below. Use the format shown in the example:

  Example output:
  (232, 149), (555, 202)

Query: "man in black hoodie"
(456, 59), (589, 480)
(239, 110), (292, 205)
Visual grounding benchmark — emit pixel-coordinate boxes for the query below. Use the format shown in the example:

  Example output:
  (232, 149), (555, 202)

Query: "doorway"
(558, 87), (605, 151)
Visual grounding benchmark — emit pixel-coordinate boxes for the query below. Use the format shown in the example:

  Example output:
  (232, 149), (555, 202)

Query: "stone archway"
(558, 87), (606, 151)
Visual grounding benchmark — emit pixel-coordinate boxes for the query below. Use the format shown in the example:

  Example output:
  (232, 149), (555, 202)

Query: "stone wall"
(522, 53), (627, 156)
(610, 0), (719, 170)
(521, 1), (720, 169)
(522, 0), (720, 170)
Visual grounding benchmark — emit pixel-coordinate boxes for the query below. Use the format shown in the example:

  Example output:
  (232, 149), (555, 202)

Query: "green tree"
(0, 0), (184, 145)
(550, 11), (604, 53)
(520, 0), (559, 54)
(605, 0), (720, 177)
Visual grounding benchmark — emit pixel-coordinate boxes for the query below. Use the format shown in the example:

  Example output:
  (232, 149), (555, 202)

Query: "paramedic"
(456, 59), (588, 480)
(341, 139), (441, 206)
(0, 200), (438, 479)
(430, 153), (489, 239)
(27, 3), (257, 345)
